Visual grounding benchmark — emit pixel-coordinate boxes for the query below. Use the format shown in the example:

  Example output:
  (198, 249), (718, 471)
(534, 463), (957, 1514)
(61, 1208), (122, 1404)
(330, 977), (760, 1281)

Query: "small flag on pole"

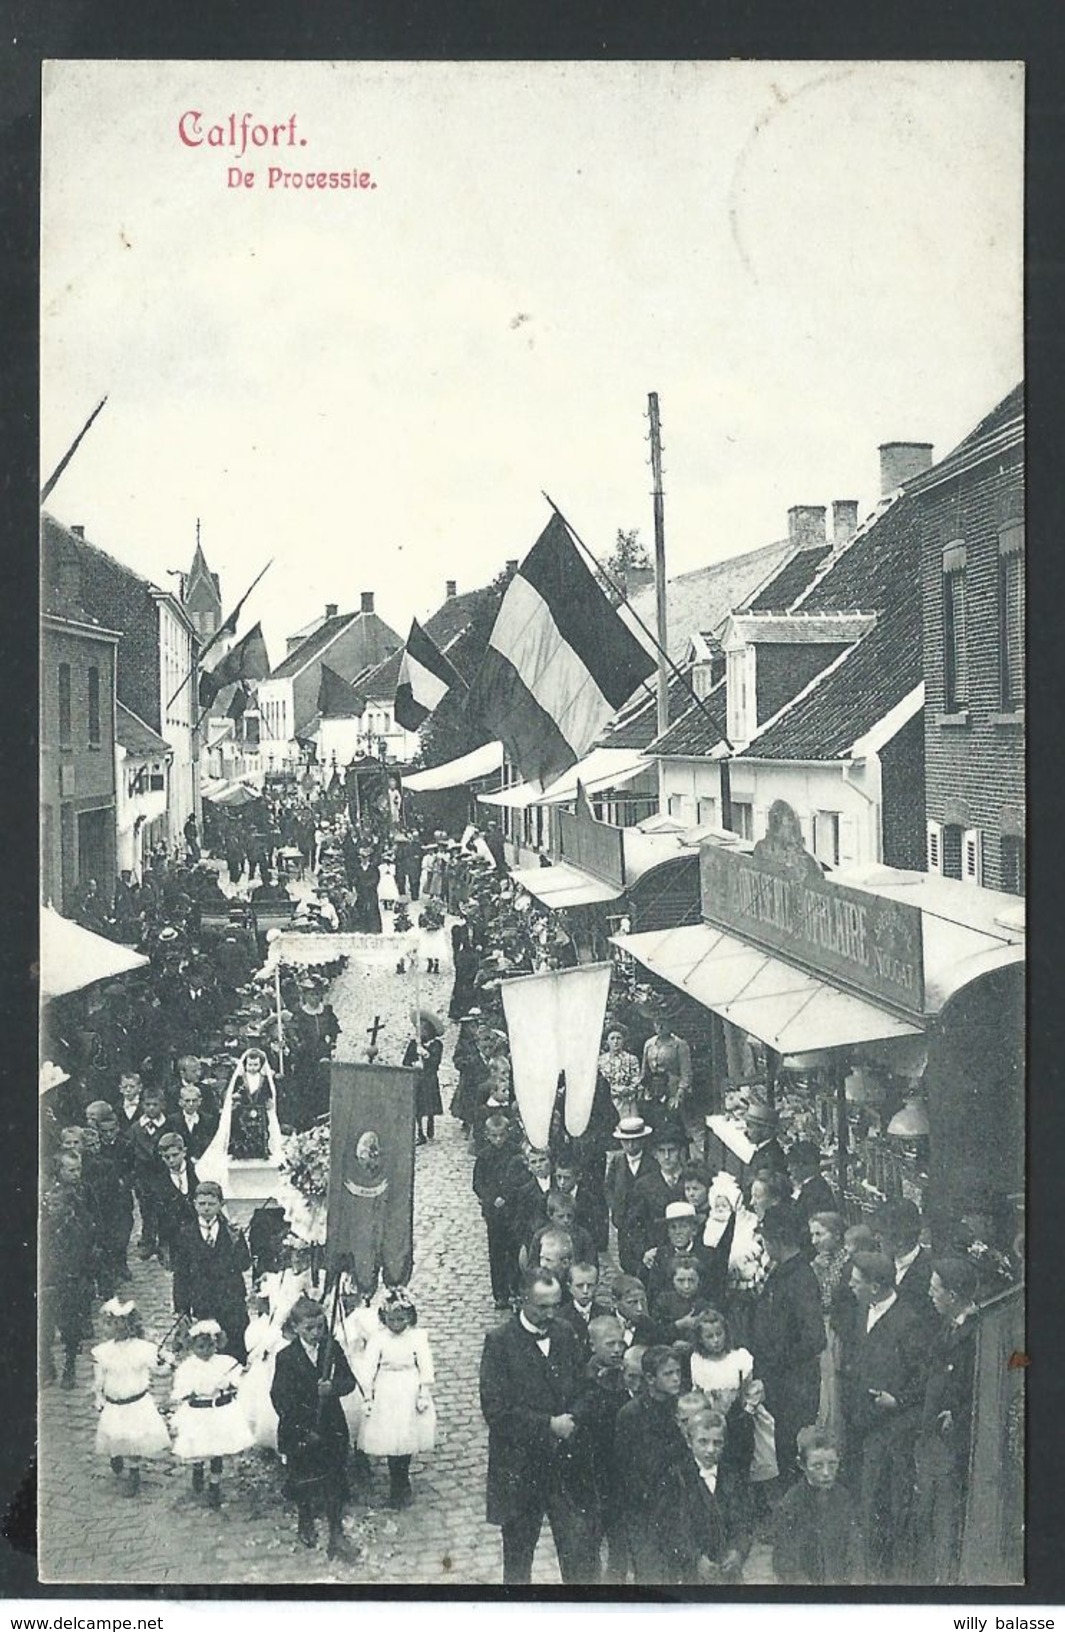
(468, 514), (656, 789)
(318, 663), (366, 719)
(394, 619), (466, 732)
(198, 622), (270, 709)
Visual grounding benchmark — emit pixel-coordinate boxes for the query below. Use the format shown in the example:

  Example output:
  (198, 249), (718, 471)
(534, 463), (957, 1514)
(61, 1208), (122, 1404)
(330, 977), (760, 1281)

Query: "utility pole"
(648, 392), (669, 737)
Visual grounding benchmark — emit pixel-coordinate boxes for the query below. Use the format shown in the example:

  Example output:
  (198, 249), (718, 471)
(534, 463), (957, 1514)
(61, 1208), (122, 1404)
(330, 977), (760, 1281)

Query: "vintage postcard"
(39, 59), (1024, 1591)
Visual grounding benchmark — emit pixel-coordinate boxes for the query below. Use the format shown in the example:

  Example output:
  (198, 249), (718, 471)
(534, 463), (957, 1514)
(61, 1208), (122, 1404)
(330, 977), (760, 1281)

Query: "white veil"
(196, 1049), (285, 1189)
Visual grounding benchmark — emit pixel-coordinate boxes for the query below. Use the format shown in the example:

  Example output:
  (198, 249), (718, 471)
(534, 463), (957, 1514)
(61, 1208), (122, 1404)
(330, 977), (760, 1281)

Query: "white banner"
(501, 963), (612, 1147)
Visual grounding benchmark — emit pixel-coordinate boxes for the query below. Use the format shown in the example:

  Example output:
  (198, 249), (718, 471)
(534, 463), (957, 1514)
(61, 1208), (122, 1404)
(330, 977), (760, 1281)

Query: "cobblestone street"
(40, 935), (772, 1588)
(39, 948), (561, 1588)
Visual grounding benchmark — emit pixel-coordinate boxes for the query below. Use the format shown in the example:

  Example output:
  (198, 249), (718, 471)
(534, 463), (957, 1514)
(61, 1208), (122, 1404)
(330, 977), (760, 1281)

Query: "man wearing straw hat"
(606, 1115), (654, 1275)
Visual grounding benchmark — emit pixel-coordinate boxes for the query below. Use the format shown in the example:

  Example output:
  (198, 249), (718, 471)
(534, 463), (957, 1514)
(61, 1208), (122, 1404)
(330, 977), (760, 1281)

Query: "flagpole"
(166, 558), (273, 712)
(274, 963), (285, 1076)
(541, 492), (736, 828)
(648, 393), (670, 738)
(41, 396), (108, 505)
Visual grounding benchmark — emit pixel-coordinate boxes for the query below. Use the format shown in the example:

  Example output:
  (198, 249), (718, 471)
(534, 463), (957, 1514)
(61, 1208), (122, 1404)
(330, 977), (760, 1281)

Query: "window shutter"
(926, 820), (943, 875)
(837, 813), (857, 866)
(963, 828), (983, 886)
(753, 805), (768, 841)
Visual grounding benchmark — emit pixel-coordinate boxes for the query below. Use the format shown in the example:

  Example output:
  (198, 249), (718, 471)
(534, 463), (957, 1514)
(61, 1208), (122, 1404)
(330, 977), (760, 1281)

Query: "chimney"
(360, 591), (375, 614)
(445, 580), (457, 599)
(831, 500), (859, 543)
(787, 505), (827, 548)
(71, 525), (85, 538)
(325, 602), (338, 619)
(879, 442), (933, 495)
(505, 559), (519, 573)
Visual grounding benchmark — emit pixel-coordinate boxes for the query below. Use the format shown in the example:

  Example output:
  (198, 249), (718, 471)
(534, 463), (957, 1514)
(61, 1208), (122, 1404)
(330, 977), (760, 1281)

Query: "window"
(998, 525), (1024, 709)
(813, 810), (840, 867)
(58, 662), (72, 748)
(942, 542), (968, 710)
(696, 797), (718, 827)
(941, 823), (963, 881)
(926, 819), (942, 875)
(726, 649), (752, 743)
(731, 800), (754, 840)
(1000, 835), (1025, 896)
(87, 666), (101, 745)
(962, 827), (983, 886)
(149, 765), (165, 791)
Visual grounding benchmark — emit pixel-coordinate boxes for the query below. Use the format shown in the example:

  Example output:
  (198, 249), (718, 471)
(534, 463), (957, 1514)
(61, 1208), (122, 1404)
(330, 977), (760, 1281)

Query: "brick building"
(649, 471), (930, 872)
(910, 385), (1025, 893)
(41, 514), (201, 850)
(40, 605), (119, 912)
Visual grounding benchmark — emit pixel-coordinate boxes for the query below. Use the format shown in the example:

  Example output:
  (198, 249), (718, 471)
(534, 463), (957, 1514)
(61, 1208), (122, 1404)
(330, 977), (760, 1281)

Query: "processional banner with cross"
(326, 1061), (417, 1294)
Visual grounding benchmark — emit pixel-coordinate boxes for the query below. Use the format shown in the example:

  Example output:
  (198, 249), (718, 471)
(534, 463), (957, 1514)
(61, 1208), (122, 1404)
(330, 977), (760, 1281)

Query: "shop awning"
(612, 922), (922, 1054)
(403, 740), (504, 792)
(478, 747), (651, 810)
(511, 862), (624, 909)
(40, 908), (150, 1000)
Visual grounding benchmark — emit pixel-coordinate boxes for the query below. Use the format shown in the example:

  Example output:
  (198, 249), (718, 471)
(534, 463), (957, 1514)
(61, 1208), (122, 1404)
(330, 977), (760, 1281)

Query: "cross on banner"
(365, 1014), (384, 1062)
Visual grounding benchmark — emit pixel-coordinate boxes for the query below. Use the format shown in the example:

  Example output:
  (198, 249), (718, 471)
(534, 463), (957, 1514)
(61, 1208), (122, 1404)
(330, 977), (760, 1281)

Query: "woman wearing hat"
(639, 1002), (693, 1123)
(404, 1010), (445, 1144)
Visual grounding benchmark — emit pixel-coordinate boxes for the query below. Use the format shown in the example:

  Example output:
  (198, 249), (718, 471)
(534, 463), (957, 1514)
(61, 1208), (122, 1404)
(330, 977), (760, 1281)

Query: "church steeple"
(182, 520), (223, 639)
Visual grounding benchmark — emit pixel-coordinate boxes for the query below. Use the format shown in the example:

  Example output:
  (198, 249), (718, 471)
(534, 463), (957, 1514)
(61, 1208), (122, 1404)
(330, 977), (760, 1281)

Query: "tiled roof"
(905, 382), (1023, 495)
(647, 675), (728, 756)
(269, 614), (361, 679)
(740, 494), (921, 761)
(116, 700), (170, 756)
(599, 666), (694, 750)
(626, 537), (796, 659)
(359, 589), (482, 699)
(745, 543), (834, 612)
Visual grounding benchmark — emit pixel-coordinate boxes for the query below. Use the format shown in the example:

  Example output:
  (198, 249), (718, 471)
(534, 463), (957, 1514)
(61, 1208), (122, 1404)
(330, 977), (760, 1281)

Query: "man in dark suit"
(605, 1116), (654, 1275)
(751, 1203), (826, 1487)
(171, 1181), (252, 1363)
(628, 1122), (688, 1269)
(910, 1257), (981, 1585)
(787, 1141), (838, 1234)
(271, 1294), (358, 1558)
(741, 1101), (790, 1198)
(841, 1250), (927, 1582)
(876, 1200), (935, 1329)
(479, 1267), (594, 1585)
(662, 1410), (752, 1585)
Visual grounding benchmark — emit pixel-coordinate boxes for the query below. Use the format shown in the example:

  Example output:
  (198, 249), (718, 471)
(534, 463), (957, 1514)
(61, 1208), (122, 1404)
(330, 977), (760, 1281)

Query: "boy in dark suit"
(473, 1112), (523, 1310)
(271, 1294), (358, 1558)
(171, 1181), (252, 1363)
(773, 1424), (864, 1583)
(663, 1408), (751, 1584)
(125, 1083), (169, 1259)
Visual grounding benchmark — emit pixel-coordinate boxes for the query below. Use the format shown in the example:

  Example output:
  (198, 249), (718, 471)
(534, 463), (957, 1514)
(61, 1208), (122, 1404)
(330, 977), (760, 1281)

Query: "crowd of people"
(43, 785), (1007, 1586)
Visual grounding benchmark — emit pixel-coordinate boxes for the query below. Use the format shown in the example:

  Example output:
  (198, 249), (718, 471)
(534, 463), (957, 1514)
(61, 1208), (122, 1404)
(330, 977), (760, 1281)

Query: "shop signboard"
(556, 785), (626, 890)
(700, 800), (925, 1019)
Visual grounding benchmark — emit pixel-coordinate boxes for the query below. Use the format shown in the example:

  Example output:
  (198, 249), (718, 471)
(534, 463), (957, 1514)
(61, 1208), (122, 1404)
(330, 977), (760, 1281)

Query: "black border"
(5, 0), (1065, 1606)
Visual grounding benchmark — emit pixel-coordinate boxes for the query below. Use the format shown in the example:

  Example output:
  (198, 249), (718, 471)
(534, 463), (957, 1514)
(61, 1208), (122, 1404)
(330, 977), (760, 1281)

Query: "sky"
(41, 59), (1023, 667)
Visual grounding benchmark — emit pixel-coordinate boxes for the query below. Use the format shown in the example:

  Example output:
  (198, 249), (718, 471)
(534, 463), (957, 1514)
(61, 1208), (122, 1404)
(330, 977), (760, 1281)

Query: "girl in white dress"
(170, 1320), (253, 1507)
(690, 1306), (776, 1486)
(360, 1288), (436, 1508)
(91, 1298), (172, 1497)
